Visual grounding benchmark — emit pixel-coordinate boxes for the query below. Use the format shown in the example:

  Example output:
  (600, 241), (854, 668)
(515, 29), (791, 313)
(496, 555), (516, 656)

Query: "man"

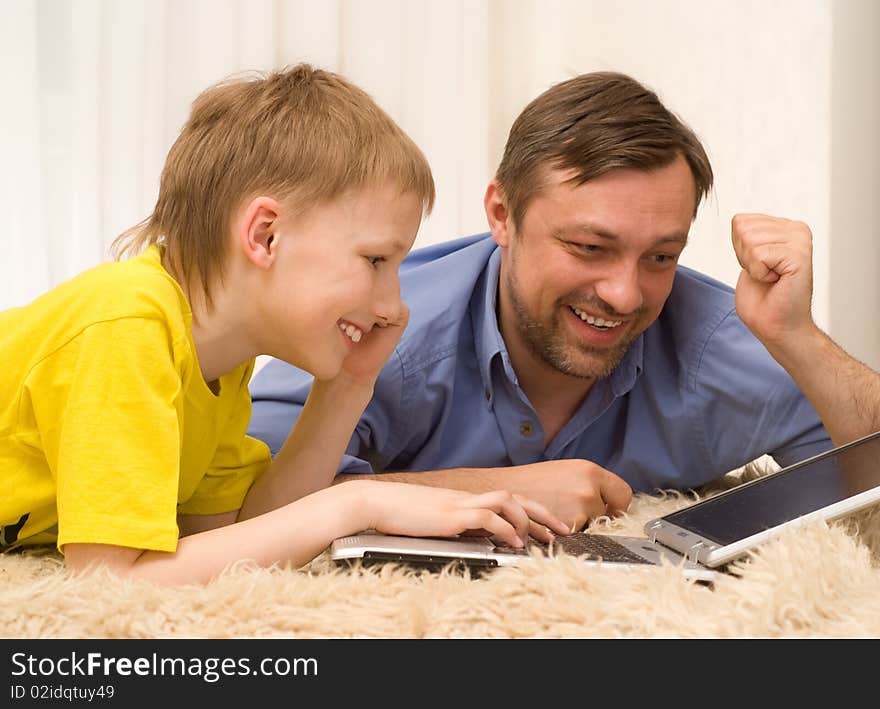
(732, 213), (880, 446)
(248, 71), (831, 531)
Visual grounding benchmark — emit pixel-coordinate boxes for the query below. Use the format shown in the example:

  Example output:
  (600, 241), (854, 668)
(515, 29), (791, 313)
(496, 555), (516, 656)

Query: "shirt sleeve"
(178, 362), (271, 515)
(30, 317), (185, 553)
(693, 309), (833, 473)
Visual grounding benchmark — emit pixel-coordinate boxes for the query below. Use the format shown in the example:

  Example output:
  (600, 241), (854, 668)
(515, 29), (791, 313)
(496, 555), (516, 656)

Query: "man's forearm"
(334, 467), (507, 492)
(766, 325), (880, 446)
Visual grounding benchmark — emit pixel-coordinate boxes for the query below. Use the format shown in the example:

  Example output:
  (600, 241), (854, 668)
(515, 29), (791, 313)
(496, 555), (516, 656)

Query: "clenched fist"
(731, 213), (815, 349)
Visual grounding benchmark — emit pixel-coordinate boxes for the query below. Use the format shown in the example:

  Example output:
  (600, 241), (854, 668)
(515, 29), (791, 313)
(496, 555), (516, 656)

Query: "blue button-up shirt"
(248, 234), (831, 492)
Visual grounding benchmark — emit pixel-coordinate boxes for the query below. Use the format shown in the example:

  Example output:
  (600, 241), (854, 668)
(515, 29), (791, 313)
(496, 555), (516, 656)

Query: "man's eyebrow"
(553, 224), (689, 246)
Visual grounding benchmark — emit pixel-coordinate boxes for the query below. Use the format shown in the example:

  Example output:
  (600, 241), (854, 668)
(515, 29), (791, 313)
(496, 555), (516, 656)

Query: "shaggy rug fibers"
(3, 460), (880, 639)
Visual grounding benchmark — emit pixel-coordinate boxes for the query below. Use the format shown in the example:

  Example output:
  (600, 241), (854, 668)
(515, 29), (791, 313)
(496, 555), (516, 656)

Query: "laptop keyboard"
(534, 533), (653, 564)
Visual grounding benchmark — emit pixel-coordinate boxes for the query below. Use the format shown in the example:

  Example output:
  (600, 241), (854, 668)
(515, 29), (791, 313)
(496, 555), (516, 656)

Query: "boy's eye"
(366, 256), (386, 268)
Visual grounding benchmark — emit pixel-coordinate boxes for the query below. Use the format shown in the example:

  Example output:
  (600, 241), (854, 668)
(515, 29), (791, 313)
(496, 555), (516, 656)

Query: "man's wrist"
(762, 321), (825, 371)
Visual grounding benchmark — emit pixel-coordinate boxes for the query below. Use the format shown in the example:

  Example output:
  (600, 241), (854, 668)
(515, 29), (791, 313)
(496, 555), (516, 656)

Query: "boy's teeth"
(571, 307), (622, 328)
(339, 322), (363, 343)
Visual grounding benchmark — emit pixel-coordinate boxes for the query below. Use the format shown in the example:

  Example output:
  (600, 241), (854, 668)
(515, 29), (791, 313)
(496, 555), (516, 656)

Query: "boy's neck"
(188, 285), (259, 385)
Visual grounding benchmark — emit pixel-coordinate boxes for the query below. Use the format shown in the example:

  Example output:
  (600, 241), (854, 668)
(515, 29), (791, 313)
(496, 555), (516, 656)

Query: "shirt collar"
(471, 247), (505, 406)
(609, 331), (644, 397)
(470, 245), (646, 405)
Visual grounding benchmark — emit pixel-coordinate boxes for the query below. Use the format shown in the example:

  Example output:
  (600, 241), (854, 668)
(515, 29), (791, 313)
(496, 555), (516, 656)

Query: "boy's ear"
(484, 180), (513, 248)
(239, 196), (281, 269)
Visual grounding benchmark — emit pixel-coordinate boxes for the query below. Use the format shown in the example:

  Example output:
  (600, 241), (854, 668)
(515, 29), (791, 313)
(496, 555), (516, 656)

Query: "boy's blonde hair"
(114, 64), (435, 305)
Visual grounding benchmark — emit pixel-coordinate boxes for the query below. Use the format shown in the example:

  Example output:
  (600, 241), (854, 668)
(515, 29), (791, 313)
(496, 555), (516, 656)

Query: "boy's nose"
(374, 278), (403, 322)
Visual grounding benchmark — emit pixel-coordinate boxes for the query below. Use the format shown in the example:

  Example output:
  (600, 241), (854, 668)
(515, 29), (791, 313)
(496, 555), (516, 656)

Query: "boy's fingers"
(469, 490), (530, 545)
(528, 520), (555, 544)
(514, 494), (570, 536)
(465, 510), (521, 547)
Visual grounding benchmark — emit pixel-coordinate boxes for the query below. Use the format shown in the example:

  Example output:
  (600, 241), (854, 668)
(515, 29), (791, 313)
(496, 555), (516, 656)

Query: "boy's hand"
(338, 304), (409, 386)
(732, 213), (815, 349)
(353, 480), (570, 548)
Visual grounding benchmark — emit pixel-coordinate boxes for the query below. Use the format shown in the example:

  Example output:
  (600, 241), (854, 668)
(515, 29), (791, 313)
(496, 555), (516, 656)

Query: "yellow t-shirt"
(0, 245), (270, 553)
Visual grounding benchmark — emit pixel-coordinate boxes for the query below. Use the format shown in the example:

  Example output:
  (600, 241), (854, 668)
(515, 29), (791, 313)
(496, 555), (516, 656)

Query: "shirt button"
(519, 421), (534, 436)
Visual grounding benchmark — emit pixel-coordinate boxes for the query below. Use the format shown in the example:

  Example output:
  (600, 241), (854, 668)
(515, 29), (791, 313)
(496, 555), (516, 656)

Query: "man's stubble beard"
(505, 265), (642, 381)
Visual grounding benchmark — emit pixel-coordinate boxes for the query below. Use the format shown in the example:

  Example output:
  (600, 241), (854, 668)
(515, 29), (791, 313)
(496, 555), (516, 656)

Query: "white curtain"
(0, 0), (495, 311)
(2, 0), (878, 367)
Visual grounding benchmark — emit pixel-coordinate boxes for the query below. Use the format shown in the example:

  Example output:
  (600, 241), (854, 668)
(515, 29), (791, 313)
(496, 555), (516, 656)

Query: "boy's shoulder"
(27, 246), (190, 332)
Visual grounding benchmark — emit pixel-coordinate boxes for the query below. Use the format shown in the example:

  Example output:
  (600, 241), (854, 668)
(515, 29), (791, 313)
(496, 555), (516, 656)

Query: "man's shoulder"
(400, 232), (496, 281)
(649, 264), (791, 392)
(657, 265), (738, 337)
(644, 265), (747, 372)
(395, 233), (496, 372)
(668, 264), (736, 312)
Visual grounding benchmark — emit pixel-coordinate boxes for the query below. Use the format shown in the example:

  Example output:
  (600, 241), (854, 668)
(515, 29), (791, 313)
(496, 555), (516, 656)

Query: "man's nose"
(594, 261), (643, 315)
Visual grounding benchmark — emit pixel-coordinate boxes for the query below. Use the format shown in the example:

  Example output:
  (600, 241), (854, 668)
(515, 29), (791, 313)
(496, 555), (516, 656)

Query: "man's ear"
(484, 180), (513, 248)
(239, 196), (281, 269)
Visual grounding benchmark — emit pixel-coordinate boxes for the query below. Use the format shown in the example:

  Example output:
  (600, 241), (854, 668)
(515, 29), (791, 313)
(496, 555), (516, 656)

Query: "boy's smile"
(338, 319), (366, 345)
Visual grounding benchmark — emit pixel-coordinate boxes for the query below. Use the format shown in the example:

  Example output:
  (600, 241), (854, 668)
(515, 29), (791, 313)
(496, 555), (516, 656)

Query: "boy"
(0, 65), (567, 586)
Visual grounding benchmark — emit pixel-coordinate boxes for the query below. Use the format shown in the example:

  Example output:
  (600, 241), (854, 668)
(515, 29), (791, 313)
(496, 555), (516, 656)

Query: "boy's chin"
(308, 359), (344, 382)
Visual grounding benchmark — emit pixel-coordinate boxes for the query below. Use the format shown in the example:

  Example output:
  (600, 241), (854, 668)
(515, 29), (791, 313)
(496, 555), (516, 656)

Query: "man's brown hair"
(495, 71), (713, 229)
(114, 64), (435, 305)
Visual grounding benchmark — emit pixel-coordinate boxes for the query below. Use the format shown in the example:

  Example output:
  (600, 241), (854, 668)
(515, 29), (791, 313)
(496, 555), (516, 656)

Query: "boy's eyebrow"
(553, 223), (689, 247)
(359, 237), (410, 253)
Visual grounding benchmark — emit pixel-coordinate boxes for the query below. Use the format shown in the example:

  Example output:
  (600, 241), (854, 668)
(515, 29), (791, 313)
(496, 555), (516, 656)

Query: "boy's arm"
(238, 308), (409, 519)
(64, 480), (570, 586)
(732, 213), (880, 444)
(334, 459), (633, 533)
(238, 375), (374, 519)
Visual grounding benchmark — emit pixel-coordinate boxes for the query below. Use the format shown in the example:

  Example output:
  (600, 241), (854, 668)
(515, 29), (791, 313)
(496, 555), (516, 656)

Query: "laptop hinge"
(647, 520), (662, 543)
(685, 541), (705, 565)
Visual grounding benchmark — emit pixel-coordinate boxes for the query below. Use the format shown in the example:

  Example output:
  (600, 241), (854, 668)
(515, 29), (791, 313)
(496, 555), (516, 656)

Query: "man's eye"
(366, 256), (386, 268)
(652, 254), (677, 264)
(577, 243), (601, 254)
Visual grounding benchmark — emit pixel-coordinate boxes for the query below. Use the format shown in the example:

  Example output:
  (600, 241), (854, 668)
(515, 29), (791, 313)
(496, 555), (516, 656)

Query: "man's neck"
(507, 342), (595, 446)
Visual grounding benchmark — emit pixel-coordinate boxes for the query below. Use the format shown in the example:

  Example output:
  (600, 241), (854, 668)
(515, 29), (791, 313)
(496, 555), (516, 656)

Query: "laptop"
(329, 430), (880, 583)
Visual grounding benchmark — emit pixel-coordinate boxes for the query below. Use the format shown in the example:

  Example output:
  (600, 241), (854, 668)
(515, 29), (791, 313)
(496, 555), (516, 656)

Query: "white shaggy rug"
(3, 460), (880, 639)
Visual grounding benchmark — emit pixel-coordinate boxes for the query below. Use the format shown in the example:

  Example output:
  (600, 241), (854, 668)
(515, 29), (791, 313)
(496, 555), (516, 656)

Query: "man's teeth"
(339, 322), (363, 343)
(571, 307), (622, 329)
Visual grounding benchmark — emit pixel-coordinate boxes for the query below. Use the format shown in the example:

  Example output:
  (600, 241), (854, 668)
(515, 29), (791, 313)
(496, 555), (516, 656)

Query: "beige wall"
(831, 0), (880, 370)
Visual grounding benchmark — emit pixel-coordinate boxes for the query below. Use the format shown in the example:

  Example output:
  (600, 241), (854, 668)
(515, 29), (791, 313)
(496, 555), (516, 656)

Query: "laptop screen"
(660, 431), (880, 545)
